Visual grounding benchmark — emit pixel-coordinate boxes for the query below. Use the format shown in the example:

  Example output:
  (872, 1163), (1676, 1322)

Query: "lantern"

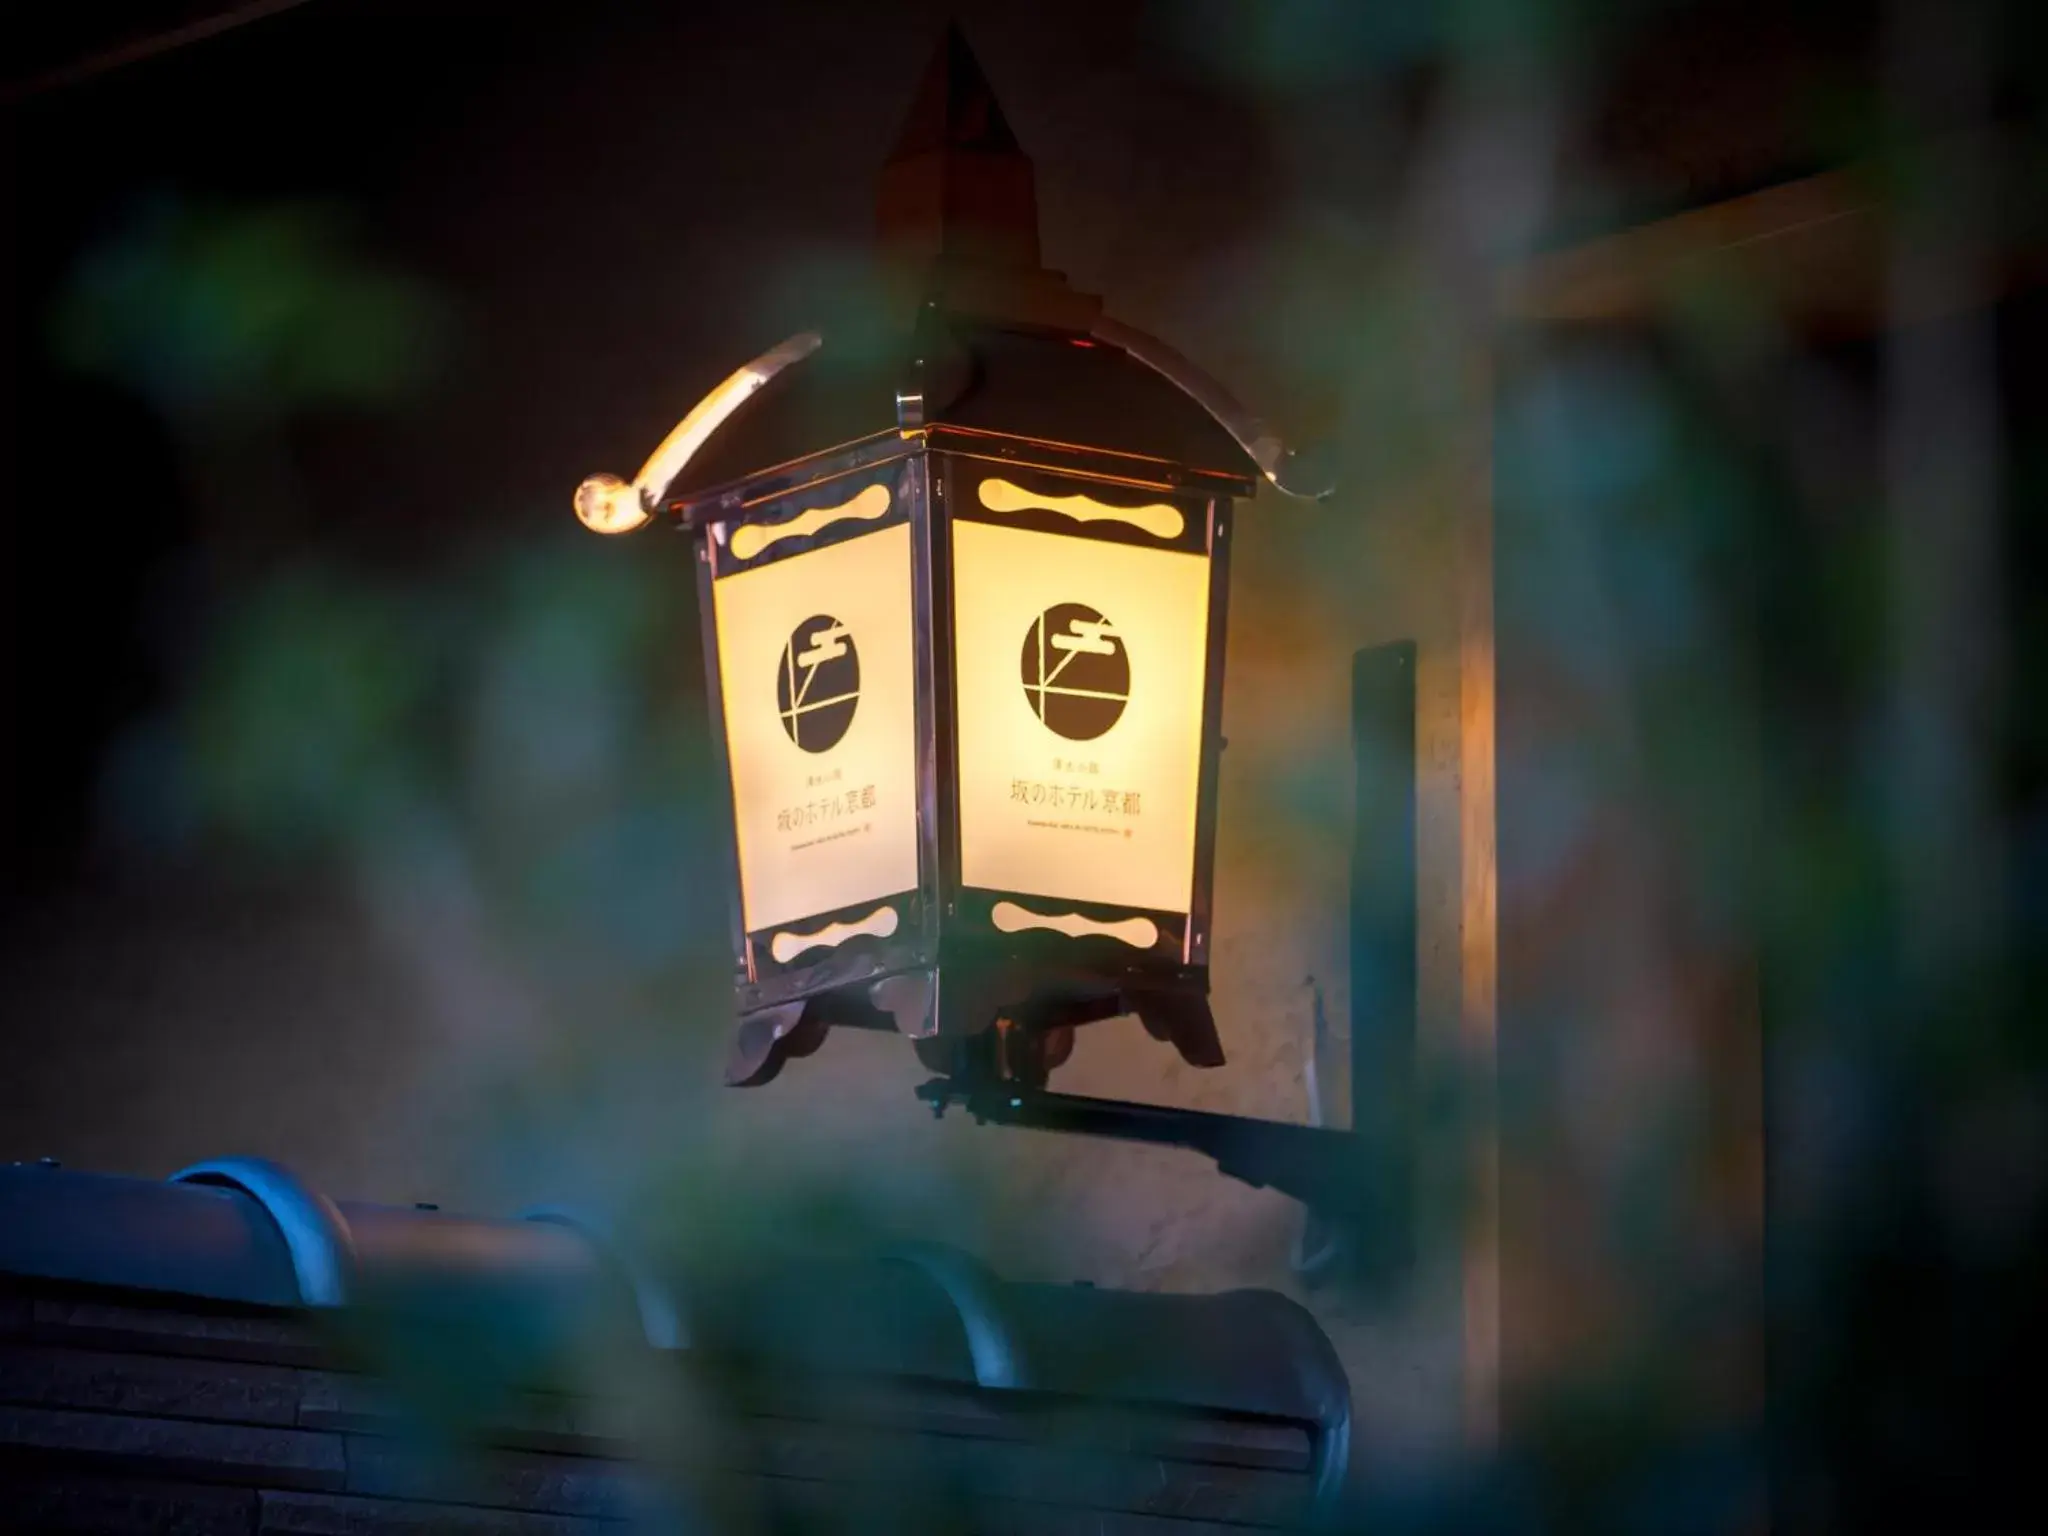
(574, 27), (1326, 1093)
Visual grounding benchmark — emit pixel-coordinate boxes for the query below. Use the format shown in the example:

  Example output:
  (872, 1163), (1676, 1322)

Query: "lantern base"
(723, 1001), (830, 1087)
(723, 967), (1224, 1088)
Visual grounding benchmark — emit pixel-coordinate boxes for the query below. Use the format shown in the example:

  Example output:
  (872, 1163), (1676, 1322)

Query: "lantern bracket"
(915, 1077), (1379, 1222)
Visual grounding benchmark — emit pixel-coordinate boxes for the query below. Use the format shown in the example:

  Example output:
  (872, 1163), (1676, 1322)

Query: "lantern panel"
(708, 469), (921, 938)
(945, 461), (1218, 930)
(952, 518), (1211, 914)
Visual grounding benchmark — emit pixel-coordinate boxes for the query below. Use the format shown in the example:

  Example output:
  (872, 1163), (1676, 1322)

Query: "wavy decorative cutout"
(769, 903), (900, 964)
(990, 901), (1159, 949)
(732, 483), (892, 562)
(977, 478), (1185, 541)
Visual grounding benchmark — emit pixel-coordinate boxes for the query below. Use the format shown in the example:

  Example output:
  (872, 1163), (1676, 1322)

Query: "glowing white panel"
(952, 518), (1209, 914)
(713, 522), (918, 933)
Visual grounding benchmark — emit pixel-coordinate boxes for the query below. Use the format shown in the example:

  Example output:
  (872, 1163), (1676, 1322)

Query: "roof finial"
(887, 21), (1022, 158)
(877, 22), (1041, 271)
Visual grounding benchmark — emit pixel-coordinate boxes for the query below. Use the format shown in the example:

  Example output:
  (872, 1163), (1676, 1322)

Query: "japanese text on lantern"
(776, 784), (879, 831)
(1008, 781), (1141, 815)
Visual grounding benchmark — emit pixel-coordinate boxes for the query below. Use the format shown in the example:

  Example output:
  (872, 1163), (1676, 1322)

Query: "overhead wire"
(1, 0), (323, 107)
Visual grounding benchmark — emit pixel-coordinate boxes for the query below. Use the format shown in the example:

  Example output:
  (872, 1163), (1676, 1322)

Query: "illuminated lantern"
(575, 26), (1325, 1091)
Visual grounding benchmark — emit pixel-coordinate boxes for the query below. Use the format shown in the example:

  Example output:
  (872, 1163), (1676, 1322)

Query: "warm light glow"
(730, 482), (891, 562)
(768, 903), (901, 963)
(977, 477), (1185, 541)
(953, 520), (1210, 912)
(713, 522), (919, 932)
(990, 901), (1158, 948)
(573, 472), (651, 535)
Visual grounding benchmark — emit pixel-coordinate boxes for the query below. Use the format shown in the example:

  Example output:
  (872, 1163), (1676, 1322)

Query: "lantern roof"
(661, 321), (1265, 506)
(631, 27), (1329, 518)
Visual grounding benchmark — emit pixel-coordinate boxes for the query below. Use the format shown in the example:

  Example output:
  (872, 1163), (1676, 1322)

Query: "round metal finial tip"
(574, 472), (652, 535)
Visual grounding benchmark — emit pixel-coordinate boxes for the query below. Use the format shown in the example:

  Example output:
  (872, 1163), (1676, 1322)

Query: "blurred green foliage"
(52, 196), (446, 423)
(183, 567), (436, 857)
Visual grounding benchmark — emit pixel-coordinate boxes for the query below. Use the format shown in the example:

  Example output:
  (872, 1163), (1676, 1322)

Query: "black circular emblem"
(777, 614), (859, 752)
(1020, 603), (1129, 741)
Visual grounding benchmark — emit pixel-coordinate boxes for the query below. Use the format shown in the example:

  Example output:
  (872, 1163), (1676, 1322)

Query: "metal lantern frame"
(676, 331), (1256, 1093)
(583, 321), (1379, 1229)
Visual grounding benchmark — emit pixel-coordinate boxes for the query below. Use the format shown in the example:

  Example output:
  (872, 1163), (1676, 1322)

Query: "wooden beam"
(1499, 131), (2039, 338)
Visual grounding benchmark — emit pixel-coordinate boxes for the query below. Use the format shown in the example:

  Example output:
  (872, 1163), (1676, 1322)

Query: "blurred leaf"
(53, 194), (449, 423)
(184, 565), (437, 855)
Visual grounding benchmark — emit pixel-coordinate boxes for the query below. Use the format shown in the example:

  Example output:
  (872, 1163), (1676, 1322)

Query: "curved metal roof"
(661, 317), (1267, 507)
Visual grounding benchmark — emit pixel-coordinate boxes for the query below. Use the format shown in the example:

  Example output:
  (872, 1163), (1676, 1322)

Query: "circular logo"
(1020, 603), (1129, 740)
(778, 615), (859, 752)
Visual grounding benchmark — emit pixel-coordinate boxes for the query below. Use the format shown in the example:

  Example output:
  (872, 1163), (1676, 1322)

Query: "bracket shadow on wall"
(921, 640), (1419, 1291)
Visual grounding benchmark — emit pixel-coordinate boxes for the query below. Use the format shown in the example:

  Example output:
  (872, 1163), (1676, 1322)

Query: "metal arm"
(916, 1078), (1378, 1219)
(572, 330), (822, 535)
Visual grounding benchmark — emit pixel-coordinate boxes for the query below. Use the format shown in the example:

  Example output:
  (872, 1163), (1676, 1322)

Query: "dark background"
(5, 2), (2047, 1529)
